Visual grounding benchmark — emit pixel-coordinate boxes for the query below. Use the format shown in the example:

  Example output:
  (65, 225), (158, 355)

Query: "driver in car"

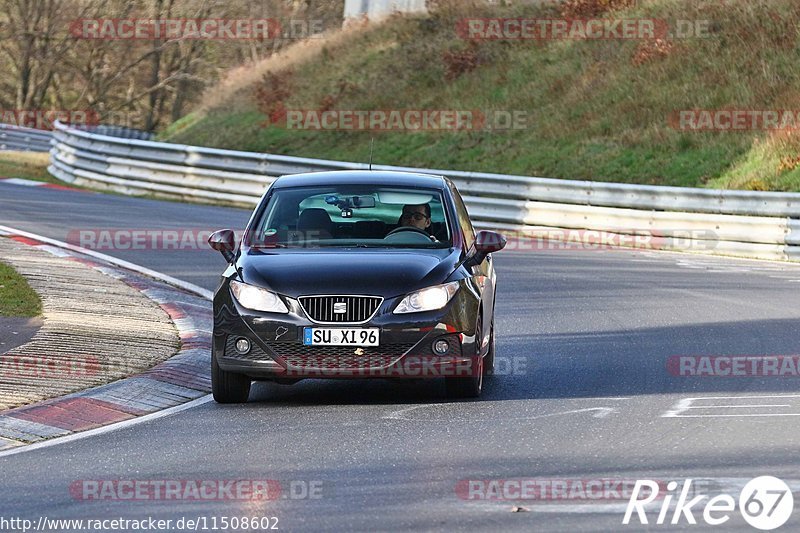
(400, 203), (432, 233)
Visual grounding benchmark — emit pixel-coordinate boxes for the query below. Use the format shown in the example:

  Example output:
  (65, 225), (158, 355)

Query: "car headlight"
(394, 282), (459, 314)
(230, 280), (289, 313)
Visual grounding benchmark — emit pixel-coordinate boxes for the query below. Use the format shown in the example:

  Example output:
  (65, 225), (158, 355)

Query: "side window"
(450, 184), (475, 249)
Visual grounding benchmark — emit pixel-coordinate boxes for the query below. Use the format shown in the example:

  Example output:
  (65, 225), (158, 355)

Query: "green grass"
(0, 151), (61, 184)
(161, 0), (800, 191)
(0, 260), (42, 317)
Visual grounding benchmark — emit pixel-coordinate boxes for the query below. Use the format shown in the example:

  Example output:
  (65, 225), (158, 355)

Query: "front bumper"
(212, 286), (480, 380)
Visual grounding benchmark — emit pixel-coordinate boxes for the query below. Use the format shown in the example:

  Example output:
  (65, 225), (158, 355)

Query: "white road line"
(0, 395), (214, 459)
(384, 397), (630, 421)
(1, 178), (46, 187)
(383, 404), (430, 420)
(665, 414), (800, 418)
(663, 395), (800, 418)
(679, 394), (800, 399)
(384, 406), (619, 422)
(684, 404), (791, 409)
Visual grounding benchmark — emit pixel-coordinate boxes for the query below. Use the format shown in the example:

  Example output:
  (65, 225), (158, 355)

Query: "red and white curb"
(0, 227), (213, 453)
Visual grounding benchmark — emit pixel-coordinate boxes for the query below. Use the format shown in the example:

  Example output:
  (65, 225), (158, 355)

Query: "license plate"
(303, 328), (379, 346)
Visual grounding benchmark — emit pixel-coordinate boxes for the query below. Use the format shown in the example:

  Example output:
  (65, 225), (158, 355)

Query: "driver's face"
(401, 205), (430, 230)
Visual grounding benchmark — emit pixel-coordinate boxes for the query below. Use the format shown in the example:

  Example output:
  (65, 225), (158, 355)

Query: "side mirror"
(208, 229), (236, 264)
(466, 230), (506, 267)
(475, 230), (507, 255)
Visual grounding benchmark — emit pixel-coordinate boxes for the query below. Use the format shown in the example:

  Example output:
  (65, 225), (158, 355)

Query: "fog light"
(235, 338), (251, 354)
(433, 339), (450, 355)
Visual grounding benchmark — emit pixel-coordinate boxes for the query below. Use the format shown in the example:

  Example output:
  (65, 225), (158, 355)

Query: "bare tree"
(0, 0), (107, 109)
(0, 0), (345, 130)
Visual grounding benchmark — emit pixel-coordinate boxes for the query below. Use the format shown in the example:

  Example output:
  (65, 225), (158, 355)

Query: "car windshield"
(247, 185), (451, 248)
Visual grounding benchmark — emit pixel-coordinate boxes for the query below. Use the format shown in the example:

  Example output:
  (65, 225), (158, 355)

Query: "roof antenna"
(369, 137), (375, 170)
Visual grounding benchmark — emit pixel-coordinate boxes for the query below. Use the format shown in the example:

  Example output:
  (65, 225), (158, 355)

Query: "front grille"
(280, 343), (414, 370)
(299, 295), (382, 324)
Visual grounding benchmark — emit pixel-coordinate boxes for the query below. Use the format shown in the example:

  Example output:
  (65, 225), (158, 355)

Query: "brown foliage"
(254, 70), (294, 126)
(442, 41), (481, 81)
(561, 0), (638, 18)
(317, 79), (357, 112)
(778, 155), (800, 173)
(632, 39), (675, 66)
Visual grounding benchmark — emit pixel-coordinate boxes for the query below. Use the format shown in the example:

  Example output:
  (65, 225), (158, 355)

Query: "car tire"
(445, 355), (483, 398)
(212, 352), (251, 403)
(445, 315), (484, 399)
(484, 320), (495, 376)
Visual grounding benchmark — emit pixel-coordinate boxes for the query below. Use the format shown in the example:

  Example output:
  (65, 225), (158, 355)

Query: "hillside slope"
(162, 0), (800, 191)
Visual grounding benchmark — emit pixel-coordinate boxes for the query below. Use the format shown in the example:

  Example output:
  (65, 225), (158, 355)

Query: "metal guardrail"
(67, 124), (155, 141)
(1, 123), (153, 152)
(0, 124), (53, 152)
(47, 120), (800, 261)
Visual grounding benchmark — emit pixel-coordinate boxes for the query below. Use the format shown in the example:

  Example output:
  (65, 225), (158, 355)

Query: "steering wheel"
(386, 226), (433, 239)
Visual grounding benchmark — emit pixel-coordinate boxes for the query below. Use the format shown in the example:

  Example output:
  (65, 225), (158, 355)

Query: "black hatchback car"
(208, 171), (506, 403)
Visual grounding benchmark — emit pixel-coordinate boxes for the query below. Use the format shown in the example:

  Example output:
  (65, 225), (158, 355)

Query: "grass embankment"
(0, 260), (41, 317)
(0, 152), (58, 184)
(161, 0), (800, 191)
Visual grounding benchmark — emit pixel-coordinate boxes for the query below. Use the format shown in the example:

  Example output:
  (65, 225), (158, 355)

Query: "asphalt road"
(0, 317), (42, 354)
(2, 181), (800, 532)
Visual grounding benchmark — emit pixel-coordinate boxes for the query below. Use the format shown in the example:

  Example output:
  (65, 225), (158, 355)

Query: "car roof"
(270, 170), (447, 190)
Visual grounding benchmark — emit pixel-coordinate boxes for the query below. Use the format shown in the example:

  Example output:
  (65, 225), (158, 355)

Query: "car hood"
(239, 248), (461, 298)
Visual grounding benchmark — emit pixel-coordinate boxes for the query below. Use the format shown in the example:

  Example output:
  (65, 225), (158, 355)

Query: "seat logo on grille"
(333, 302), (347, 314)
(354, 348), (365, 356)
